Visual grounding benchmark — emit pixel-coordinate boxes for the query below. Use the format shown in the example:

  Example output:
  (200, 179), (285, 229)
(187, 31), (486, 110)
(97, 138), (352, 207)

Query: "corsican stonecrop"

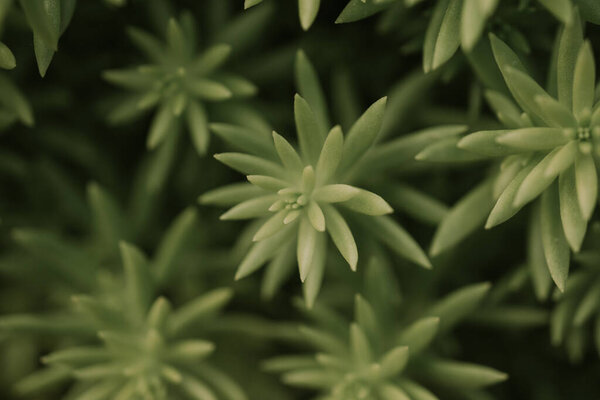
(424, 12), (600, 294)
(201, 51), (431, 307)
(103, 13), (256, 156)
(264, 259), (505, 400)
(0, 241), (244, 400)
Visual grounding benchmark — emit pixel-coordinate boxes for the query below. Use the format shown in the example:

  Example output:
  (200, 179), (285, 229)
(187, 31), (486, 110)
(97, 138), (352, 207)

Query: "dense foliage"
(1, 0), (600, 399)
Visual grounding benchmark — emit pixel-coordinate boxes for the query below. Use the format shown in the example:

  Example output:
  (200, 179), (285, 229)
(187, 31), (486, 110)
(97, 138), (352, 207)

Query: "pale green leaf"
(559, 166), (587, 252)
(423, 0), (462, 72)
(541, 184), (571, 291)
(322, 204), (358, 270)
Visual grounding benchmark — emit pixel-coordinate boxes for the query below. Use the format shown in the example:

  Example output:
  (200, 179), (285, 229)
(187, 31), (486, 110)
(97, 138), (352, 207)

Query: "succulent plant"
(264, 259), (506, 400)
(103, 13), (257, 156)
(201, 51), (432, 307)
(0, 238), (244, 400)
(423, 12), (600, 294)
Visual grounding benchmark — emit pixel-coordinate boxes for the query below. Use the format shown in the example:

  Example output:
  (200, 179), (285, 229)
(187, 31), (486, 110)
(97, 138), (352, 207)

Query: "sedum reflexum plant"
(104, 13), (256, 156)
(337, 0), (600, 73)
(201, 51), (431, 307)
(424, 13), (600, 293)
(1, 240), (244, 400)
(264, 262), (506, 400)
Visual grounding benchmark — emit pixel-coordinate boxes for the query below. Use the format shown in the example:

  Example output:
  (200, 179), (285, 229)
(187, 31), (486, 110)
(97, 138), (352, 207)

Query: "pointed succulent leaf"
(316, 125), (344, 185)
(339, 189), (393, 216)
(295, 49), (329, 133)
(397, 317), (439, 355)
(427, 282), (491, 333)
(431, 180), (495, 256)
(423, 0), (462, 72)
(298, 0), (321, 30)
(339, 97), (387, 173)
(421, 359), (507, 389)
(557, 7), (583, 108)
(272, 131), (305, 174)
(575, 152), (598, 220)
(295, 94), (325, 164)
(321, 204), (358, 270)
(540, 184), (570, 291)
(572, 41), (596, 119)
(537, 0), (572, 24)
(559, 166), (587, 252)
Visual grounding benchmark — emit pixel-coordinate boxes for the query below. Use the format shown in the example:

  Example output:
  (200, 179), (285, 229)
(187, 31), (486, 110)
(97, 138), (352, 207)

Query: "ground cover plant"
(1, 0), (600, 399)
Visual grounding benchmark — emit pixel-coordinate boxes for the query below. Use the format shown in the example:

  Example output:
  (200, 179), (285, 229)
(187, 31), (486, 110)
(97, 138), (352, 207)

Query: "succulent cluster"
(2, 0), (600, 399)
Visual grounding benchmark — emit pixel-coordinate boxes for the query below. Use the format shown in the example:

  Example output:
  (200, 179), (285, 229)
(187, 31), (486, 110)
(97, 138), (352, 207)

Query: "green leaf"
(528, 203), (553, 301)
(572, 41), (595, 119)
(186, 100), (210, 155)
(307, 201), (326, 232)
(169, 288), (233, 335)
(380, 347), (410, 379)
(294, 94), (325, 164)
(192, 44), (231, 75)
(188, 78), (232, 101)
(302, 230), (326, 308)
(199, 183), (266, 206)
(215, 153), (287, 179)
(322, 204), (358, 270)
(577, 0), (600, 24)
(557, 7), (583, 108)
(357, 215), (431, 269)
(484, 90), (524, 128)
(340, 189), (393, 215)
(379, 384), (412, 400)
(236, 225), (295, 279)
(119, 242), (152, 319)
(427, 282), (490, 333)
(513, 147), (568, 208)
(540, 184), (571, 291)
(575, 152), (598, 220)
(220, 195), (277, 220)
(316, 125), (343, 185)
(153, 207), (198, 284)
(400, 380), (440, 400)
(339, 97), (387, 173)
(350, 323), (372, 364)
(20, 0), (60, 51)
(0, 73), (34, 126)
(537, 0), (573, 24)
(486, 156), (539, 228)
(313, 184), (360, 203)
(397, 317), (439, 354)
(0, 42), (15, 69)
(210, 123), (275, 160)
(335, 0), (393, 23)
(458, 130), (517, 157)
(297, 216), (318, 282)
(295, 49), (329, 133)
(421, 359), (507, 389)
(147, 101), (177, 149)
(461, 0), (498, 51)
(127, 27), (165, 62)
(431, 180), (495, 256)
(423, 0), (462, 72)
(415, 136), (487, 162)
(298, 0), (320, 30)
(87, 182), (127, 251)
(559, 166), (587, 252)
(272, 131), (305, 174)
(383, 183), (449, 226)
(253, 210), (287, 242)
